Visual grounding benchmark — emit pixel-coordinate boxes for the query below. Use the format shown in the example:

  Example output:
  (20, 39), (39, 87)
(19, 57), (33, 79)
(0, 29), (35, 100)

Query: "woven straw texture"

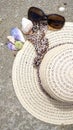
(46, 22), (73, 49)
(39, 44), (73, 103)
(12, 22), (73, 125)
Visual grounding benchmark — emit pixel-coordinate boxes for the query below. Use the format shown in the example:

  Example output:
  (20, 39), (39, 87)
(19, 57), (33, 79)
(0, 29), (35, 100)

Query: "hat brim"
(12, 22), (73, 125)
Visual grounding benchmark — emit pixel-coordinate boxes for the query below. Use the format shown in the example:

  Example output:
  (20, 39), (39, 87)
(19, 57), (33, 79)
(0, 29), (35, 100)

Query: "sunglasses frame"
(28, 7), (65, 29)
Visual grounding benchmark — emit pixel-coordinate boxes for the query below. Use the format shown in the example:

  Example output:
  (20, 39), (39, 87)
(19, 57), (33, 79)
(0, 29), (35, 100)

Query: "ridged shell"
(7, 42), (17, 51)
(22, 17), (33, 34)
(10, 27), (25, 43)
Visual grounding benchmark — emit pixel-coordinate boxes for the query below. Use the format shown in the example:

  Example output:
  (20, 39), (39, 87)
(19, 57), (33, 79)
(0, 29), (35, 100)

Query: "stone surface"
(0, 0), (73, 129)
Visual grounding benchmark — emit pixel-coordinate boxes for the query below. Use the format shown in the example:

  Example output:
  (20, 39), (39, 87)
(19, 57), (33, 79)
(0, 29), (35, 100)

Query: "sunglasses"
(28, 7), (65, 29)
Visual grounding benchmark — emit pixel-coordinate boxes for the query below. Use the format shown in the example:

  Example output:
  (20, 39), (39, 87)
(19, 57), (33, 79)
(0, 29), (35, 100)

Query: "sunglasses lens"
(28, 7), (44, 22)
(47, 14), (65, 29)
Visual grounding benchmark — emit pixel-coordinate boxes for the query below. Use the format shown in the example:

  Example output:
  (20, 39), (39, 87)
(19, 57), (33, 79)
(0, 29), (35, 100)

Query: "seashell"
(14, 41), (23, 50)
(22, 17), (33, 34)
(10, 27), (25, 43)
(7, 36), (15, 44)
(7, 42), (17, 51)
(59, 7), (65, 12)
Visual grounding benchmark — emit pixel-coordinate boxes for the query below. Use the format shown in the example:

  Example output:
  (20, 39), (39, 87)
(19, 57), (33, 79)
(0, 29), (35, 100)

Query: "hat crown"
(12, 22), (73, 125)
(39, 44), (73, 103)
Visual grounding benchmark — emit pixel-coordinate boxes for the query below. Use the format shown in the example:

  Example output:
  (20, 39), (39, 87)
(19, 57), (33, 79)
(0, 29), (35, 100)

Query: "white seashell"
(7, 36), (15, 44)
(22, 17), (33, 34)
(59, 7), (65, 12)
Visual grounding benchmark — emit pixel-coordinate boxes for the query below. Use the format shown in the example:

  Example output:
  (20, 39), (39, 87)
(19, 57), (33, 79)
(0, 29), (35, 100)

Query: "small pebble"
(59, 7), (65, 12)
(0, 43), (4, 46)
(12, 50), (18, 57)
(64, 3), (67, 5)
(1, 66), (3, 69)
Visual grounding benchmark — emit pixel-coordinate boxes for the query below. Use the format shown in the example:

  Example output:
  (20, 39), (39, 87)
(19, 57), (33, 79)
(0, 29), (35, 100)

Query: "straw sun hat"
(12, 22), (73, 125)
